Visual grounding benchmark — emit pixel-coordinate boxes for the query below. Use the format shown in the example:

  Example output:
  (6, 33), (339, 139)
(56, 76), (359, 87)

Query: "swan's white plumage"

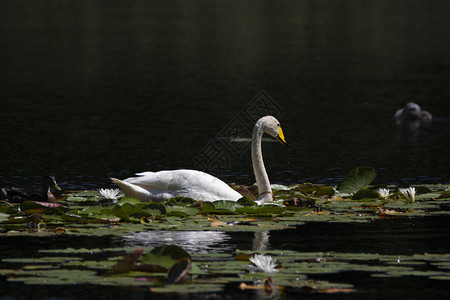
(112, 116), (288, 204)
(112, 170), (241, 202)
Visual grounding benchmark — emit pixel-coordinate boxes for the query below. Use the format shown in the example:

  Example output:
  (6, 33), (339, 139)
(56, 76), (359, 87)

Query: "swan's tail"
(111, 178), (150, 202)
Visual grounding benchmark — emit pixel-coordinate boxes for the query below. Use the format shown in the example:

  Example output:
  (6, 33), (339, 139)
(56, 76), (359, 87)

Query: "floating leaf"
(141, 245), (190, 270)
(199, 202), (216, 212)
(283, 197), (316, 208)
(117, 203), (142, 216)
(271, 184), (292, 191)
(236, 197), (258, 206)
(234, 186), (257, 200)
(117, 197), (142, 206)
(19, 201), (67, 214)
(351, 189), (380, 200)
(167, 257), (191, 283)
(413, 186), (433, 194)
(141, 203), (166, 215)
(150, 283), (225, 293)
(131, 264), (167, 273)
(336, 166), (378, 194)
(104, 248), (144, 276)
(437, 192), (450, 199)
(111, 205), (130, 222)
(165, 197), (196, 206)
(211, 200), (239, 211)
(314, 186), (335, 197)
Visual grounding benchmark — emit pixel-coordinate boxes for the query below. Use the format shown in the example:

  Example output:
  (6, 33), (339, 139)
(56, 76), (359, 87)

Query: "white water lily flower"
(399, 187), (416, 202)
(249, 254), (279, 273)
(99, 188), (122, 200)
(378, 188), (391, 199)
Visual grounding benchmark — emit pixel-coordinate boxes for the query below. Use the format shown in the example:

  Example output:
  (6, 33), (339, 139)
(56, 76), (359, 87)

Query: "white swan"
(111, 116), (289, 204)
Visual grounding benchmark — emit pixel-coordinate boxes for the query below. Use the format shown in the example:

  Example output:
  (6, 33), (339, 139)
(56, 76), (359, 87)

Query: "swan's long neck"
(252, 123), (272, 203)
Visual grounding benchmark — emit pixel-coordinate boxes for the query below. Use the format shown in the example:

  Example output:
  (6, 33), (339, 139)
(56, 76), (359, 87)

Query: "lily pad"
(336, 166), (378, 194)
(141, 245), (191, 269)
(104, 248), (144, 276)
(351, 188), (380, 200)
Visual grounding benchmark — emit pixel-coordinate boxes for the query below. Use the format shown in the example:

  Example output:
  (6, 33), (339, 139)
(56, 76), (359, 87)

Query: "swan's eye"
(277, 123), (280, 127)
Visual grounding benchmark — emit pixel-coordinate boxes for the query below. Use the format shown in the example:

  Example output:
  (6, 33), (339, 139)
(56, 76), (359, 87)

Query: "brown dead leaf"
(167, 257), (191, 284)
(100, 217), (121, 222)
(317, 287), (357, 294)
(104, 248), (144, 276)
(210, 220), (228, 228)
(54, 227), (66, 234)
(234, 253), (251, 261)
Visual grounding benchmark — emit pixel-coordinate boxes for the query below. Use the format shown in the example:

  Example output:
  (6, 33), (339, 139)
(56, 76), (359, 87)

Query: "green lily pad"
(211, 200), (240, 210)
(117, 197), (142, 206)
(141, 245), (190, 269)
(336, 166), (378, 194)
(19, 201), (68, 214)
(351, 189), (380, 200)
(315, 186), (335, 197)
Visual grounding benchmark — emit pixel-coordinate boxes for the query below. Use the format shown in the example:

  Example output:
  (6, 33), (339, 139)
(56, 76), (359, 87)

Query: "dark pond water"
(1, 217), (449, 299)
(1, 0), (449, 191)
(0, 1), (449, 299)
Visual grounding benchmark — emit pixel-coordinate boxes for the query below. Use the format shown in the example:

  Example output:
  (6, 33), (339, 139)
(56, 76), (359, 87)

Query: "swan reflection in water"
(124, 231), (234, 253)
(253, 231), (270, 251)
(124, 230), (272, 253)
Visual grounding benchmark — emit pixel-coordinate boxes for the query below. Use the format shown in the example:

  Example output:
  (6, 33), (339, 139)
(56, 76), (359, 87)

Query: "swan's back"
(123, 170), (242, 201)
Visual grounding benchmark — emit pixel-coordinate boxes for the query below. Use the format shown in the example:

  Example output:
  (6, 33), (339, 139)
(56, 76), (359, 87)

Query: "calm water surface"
(1, 0), (449, 190)
(0, 2), (449, 299)
(1, 217), (449, 299)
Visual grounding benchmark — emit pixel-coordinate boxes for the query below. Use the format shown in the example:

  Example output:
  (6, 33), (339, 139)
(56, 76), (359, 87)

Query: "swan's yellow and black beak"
(276, 127), (291, 149)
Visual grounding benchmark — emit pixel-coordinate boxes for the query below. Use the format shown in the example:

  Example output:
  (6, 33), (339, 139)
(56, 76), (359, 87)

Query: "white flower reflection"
(249, 254), (279, 273)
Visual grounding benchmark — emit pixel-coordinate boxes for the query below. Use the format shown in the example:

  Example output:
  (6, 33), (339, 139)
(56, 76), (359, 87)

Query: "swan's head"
(258, 116), (290, 149)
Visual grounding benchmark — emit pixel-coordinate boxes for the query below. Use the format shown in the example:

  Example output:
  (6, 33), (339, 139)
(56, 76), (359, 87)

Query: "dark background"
(0, 2), (449, 299)
(1, 0), (449, 190)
